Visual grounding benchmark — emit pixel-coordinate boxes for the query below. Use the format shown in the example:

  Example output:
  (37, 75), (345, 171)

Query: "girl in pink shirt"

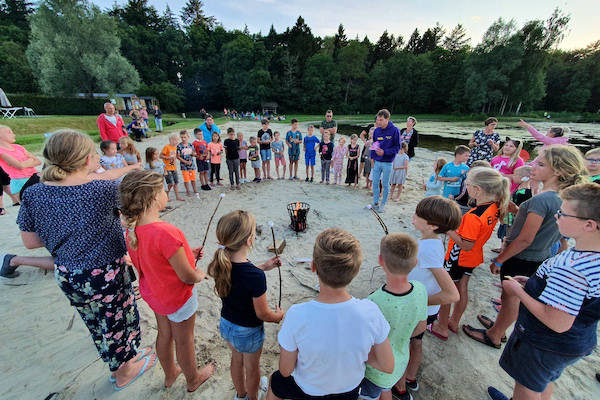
(0, 125), (41, 201)
(332, 137), (348, 184)
(207, 132), (224, 185)
(491, 138), (525, 193)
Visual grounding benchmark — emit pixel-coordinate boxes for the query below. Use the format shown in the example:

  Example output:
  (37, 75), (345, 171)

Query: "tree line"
(0, 0), (598, 114)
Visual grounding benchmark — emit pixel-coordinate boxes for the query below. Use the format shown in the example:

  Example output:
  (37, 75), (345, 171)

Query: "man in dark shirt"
(319, 109), (337, 142)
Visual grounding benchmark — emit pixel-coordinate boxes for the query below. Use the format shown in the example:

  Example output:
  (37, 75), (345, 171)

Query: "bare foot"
(431, 321), (449, 338)
(115, 353), (158, 388)
(448, 319), (459, 334)
(186, 363), (215, 392)
(164, 365), (183, 388)
(176, 197), (185, 201)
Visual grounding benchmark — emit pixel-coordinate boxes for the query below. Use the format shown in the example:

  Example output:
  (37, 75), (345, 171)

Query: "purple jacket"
(371, 121), (401, 162)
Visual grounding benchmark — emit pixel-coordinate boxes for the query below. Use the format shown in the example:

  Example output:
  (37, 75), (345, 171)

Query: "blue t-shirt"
(303, 136), (320, 156)
(439, 162), (469, 198)
(286, 130), (302, 154)
(220, 261), (267, 328)
(272, 140), (284, 158)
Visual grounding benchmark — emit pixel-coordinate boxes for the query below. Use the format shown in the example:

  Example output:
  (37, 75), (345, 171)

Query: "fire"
(294, 201), (301, 217)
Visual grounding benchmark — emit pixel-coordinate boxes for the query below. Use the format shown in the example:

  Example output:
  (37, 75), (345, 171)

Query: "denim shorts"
(358, 377), (390, 400)
(305, 154), (316, 166)
(219, 317), (264, 353)
(165, 170), (179, 185)
(260, 149), (272, 161)
(499, 333), (582, 393)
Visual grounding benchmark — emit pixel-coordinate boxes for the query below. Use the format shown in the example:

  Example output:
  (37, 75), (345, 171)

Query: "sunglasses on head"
(505, 137), (521, 146)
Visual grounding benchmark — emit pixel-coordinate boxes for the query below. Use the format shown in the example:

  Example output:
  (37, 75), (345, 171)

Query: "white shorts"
(167, 286), (198, 323)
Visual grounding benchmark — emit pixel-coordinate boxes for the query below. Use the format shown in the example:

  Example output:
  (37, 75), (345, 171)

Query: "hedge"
(6, 93), (108, 115)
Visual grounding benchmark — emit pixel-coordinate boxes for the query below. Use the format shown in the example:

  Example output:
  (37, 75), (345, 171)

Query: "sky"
(91, 0), (599, 50)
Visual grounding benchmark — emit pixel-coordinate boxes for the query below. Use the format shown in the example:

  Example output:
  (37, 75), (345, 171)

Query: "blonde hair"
(585, 148), (600, 158)
(119, 170), (165, 249)
(560, 183), (600, 222)
(467, 167), (510, 219)
(42, 130), (96, 182)
(434, 158), (447, 175)
(207, 210), (256, 297)
(498, 138), (523, 168)
(514, 165), (531, 177)
(471, 160), (491, 168)
(313, 228), (362, 288)
(380, 233), (418, 274)
(540, 145), (587, 190)
(119, 136), (140, 159)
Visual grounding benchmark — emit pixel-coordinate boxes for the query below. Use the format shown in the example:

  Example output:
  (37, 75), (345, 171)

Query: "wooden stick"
(269, 221), (282, 308)
(367, 205), (389, 235)
(195, 194), (225, 266)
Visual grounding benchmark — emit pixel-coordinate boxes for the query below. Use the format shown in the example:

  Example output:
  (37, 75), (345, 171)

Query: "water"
(335, 120), (600, 155)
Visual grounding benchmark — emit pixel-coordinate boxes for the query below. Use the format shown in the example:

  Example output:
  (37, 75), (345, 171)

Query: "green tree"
(181, 0), (216, 28)
(443, 24), (470, 52)
(301, 53), (341, 112)
(333, 24), (348, 59)
(0, 0), (36, 92)
(338, 40), (368, 105)
(138, 81), (185, 111)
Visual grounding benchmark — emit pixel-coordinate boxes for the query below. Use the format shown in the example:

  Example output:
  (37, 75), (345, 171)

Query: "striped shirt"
(536, 249), (600, 316)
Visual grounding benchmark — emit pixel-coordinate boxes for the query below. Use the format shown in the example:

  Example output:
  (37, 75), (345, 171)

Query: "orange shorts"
(181, 170), (196, 183)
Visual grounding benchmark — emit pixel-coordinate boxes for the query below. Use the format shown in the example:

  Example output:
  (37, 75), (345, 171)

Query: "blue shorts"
(358, 377), (391, 400)
(219, 317), (264, 354)
(196, 159), (209, 172)
(305, 154), (316, 166)
(499, 333), (583, 393)
(9, 177), (29, 195)
(260, 149), (272, 161)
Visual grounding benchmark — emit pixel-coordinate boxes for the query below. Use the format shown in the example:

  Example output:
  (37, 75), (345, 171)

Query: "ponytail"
(207, 248), (233, 297)
(467, 167), (510, 219)
(42, 130), (96, 182)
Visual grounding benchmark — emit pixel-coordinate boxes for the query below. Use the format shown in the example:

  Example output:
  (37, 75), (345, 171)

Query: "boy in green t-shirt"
(360, 233), (427, 400)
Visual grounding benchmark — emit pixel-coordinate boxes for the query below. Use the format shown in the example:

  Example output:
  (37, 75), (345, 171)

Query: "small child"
(430, 167), (509, 339)
(437, 145), (471, 199)
(423, 158), (447, 197)
(319, 131), (333, 184)
(223, 127), (241, 190)
(100, 140), (128, 170)
(359, 233), (427, 400)
(160, 133), (183, 201)
(361, 127), (374, 190)
(176, 130), (198, 197)
(332, 137), (348, 185)
(258, 119), (273, 180)
(207, 132), (224, 186)
(454, 160), (492, 215)
(120, 170), (214, 392)
(490, 137), (524, 193)
(207, 210), (283, 400)
(144, 147), (166, 177)
(192, 128), (211, 191)
(303, 125), (320, 182)
(267, 228), (393, 399)
(238, 132), (248, 183)
(247, 137), (261, 183)
(487, 183), (600, 400)
(345, 134), (360, 188)
(584, 148), (600, 184)
(0, 125), (41, 202)
(390, 142), (409, 202)
(118, 137), (142, 165)
(402, 196), (462, 395)
(286, 119), (302, 180)
(271, 131), (286, 179)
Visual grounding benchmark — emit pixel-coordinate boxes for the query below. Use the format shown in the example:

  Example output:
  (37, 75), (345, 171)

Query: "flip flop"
(462, 325), (501, 349)
(1, 254), (19, 279)
(112, 354), (156, 391)
(109, 347), (154, 384)
(426, 324), (448, 341)
(477, 315), (507, 342)
(491, 298), (502, 306)
(493, 304), (502, 313)
(448, 325), (458, 335)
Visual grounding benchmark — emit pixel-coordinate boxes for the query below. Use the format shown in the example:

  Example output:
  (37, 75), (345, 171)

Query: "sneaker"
(310, 177), (313, 183)
(487, 387), (509, 400)
(294, 176), (299, 180)
(256, 178), (262, 183)
(195, 193), (200, 199)
(289, 176), (294, 180)
(378, 206), (385, 213)
(1, 254), (19, 279)
(405, 379), (419, 392)
(305, 177), (309, 182)
(258, 375), (269, 400)
(391, 387), (413, 400)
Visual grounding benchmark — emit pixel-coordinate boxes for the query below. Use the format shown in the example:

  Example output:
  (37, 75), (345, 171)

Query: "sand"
(1, 120), (599, 400)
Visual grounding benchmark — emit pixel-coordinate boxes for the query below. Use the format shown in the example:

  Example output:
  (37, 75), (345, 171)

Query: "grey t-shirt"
(505, 191), (561, 261)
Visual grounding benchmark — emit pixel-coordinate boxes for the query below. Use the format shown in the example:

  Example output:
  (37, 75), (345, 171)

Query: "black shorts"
(239, 159), (247, 165)
(445, 259), (474, 281)
(500, 257), (542, 281)
(411, 314), (439, 340)
(270, 370), (359, 400)
(0, 166), (10, 187)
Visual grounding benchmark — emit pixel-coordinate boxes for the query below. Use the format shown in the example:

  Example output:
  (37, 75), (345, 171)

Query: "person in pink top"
(97, 102), (127, 143)
(491, 137), (525, 193)
(0, 125), (41, 202)
(332, 136), (348, 184)
(207, 132), (224, 186)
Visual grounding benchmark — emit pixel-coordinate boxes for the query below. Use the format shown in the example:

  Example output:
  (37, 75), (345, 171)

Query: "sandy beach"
(1, 120), (598, 400)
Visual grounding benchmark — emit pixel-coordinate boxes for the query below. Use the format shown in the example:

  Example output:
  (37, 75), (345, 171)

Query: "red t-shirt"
(192, 139), (208, 161)
(126, 222), (195, 315)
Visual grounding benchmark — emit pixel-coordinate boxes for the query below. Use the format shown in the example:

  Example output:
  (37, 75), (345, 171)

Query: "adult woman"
(15, 130), (155, 390)
(399, 116), (419, 159)
(467, 117), (500, 166)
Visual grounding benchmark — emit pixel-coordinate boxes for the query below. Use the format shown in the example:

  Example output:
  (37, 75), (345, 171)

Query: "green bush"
(6, 93), (108, 115)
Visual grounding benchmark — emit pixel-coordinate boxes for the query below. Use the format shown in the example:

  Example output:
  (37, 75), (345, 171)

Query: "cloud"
(471, 15), (482, 21)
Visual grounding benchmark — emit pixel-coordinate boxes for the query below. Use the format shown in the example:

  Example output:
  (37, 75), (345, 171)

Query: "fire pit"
(288, 202), (310, 233)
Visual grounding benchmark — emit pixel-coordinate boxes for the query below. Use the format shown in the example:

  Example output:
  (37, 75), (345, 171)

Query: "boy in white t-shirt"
(266, 228), (394, 400)
(401, 196), (462, 395)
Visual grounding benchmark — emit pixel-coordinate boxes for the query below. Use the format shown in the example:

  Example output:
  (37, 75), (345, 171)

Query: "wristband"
(492, 258), (503, 267)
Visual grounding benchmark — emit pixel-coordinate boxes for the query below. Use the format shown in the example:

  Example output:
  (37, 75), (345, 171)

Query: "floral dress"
(466, 130), (500, 166)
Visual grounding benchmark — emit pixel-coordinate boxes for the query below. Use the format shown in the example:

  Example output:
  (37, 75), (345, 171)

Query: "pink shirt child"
(332, 144), (347, 173)
(0, 144), (38, 179)
(527, 125), (568, 166)
(491, 155), (524, 193)
(207, 142), (223, 164)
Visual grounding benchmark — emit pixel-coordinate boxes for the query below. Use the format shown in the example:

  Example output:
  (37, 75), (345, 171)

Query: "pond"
(334, 120), (600, 155)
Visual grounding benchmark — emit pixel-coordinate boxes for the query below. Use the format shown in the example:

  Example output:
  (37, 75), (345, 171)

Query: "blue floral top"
(17, 180), (127, 271)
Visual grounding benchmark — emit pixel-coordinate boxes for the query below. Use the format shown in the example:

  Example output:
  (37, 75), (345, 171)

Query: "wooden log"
(268, 239), (286, 254)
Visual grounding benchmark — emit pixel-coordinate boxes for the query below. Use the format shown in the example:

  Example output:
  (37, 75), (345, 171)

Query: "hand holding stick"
(195, 193), (225, 266)
(268, 220), (282, 308)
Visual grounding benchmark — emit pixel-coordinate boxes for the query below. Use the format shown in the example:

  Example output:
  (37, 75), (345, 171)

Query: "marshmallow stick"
(195, 193), (225, 267)
(268, 221), (282, 308)
(366, 204), (389, 235)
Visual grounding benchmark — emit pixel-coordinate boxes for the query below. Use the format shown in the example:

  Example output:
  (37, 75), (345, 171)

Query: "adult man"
(319, 110), (337, 142)
(400, 116), (419, 159)
(371, 109), (400, 213)
(97, 102), (127, 143)
(198, 114), (221, 144)
(153, 105), (163, 132)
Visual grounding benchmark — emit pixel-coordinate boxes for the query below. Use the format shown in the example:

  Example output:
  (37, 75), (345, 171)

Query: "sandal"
(462, 325), (501, 349)
(426, 324), (448, 341)
(491, 298), (502, 306)
(477, 315), (507, 342)
(0, 208), (5, 215)
(112, 353), (156, 391)
(110, 346), (154, 383)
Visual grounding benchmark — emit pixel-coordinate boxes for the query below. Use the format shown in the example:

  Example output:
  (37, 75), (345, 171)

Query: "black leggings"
(210, 163), (221, 183)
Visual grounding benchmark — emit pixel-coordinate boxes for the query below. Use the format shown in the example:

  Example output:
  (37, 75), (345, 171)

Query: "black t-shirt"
(319, 140), (333, 160)
(512, 188), (533, 206)
(153, 109), (162, 118)
(258, 129), (273, 150)
(223, 138), (240, 160)
(220, 261), (267, 327)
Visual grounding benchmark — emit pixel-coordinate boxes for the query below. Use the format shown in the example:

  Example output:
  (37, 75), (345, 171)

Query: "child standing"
(319, 131), (333, 184)
(390, 142), (409, 202)
(207, 132), (224, 186)
(584, 148), (600, 184)
(423, 158), (447, 197)
(267, 228), (393, 400)
(144, 147), (166, 177)
(100, 140), (128, 170)
(360, 128), (374, 190)
(488, 183), (600, 400)
(176, 130), (198, 197)
(120, 170), (214, 392)
(160, 134), (183, 201)
(430, 167), (509, 339)
(224, 128), (241, 190)
(332, 137), (347, 185)
(437, 145), (471, 199)
(207, 210), (283, 400)
(286, 119), (303, 180)
(303, 125), (320, 182)
(247, 137), (261, 183)
(491, 137), (524, 193)
(359, 233), (427, 400)
(118, 137), (142, 165)
(192, 128), (211, 191)
(345, 134), (360, 188)
(258, 119), (273, 180)
(238, 132), (248, 183)
(0, 125), (41, 202)
(271, 131), (286, 179)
